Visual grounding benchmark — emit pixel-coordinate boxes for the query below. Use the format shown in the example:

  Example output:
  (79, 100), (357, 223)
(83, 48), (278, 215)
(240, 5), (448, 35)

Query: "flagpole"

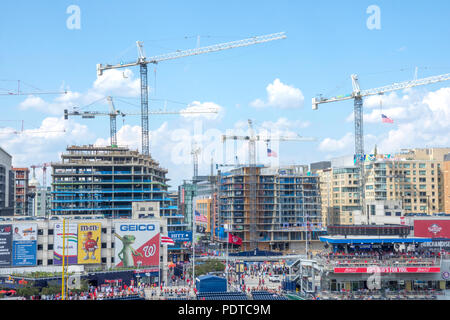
(158, 231), (161, 289)
(61, 218), (66, 300)
(226, 223), (229, 292)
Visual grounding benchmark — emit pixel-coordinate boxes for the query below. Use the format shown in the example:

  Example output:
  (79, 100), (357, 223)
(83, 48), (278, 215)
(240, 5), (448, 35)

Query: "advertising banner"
(0, 224), (12, 267)
(114, 221), (160, 268)
(53, 223), (78, 265)
(168, 231), (192, 243)
(334, 267), (441, 274)
(12, 223), (37, 266)
(77, 223), (101, 264)
(414, 220), (450, 239)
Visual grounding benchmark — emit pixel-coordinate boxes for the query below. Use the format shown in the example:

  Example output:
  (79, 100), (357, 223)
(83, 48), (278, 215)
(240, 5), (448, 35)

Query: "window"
(48, 229), (54, 235)
(48, 244), (53, 250)
(419, 163), (426, 168)
(101, 243), (107, 249)
(395, 212), (401, 216)
(48, 259), (53, 265)
(385, 212), (392, 216)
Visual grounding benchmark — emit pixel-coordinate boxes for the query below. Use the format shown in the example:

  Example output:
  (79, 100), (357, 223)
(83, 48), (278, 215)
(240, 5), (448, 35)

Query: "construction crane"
(221, 120), (317, 166)
(0, 128), (66, 135)
(64, 96), (218, 147)
(31, 163), (51, 188)
(0, 80), (67, 96)
(96, 32), (287, 156)
(312, 72), (450, 223)
(191, 142), (201, 183)
(221, 119), (317, 250)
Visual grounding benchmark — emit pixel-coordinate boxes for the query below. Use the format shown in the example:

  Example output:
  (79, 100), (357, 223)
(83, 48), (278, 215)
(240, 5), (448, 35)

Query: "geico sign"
(119, 224), (156, 232)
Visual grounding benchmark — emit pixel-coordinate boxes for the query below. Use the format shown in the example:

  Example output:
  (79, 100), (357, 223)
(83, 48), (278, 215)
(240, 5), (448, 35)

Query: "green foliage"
(189, 259), (225, 277)
(41, 285), (61, 296)
(16, 286), (40, 298)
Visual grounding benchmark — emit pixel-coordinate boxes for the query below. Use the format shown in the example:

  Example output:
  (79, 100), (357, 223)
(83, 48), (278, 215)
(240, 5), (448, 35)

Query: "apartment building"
(317, 166), (360, 226)
(218, 165), (322, 252)
(319, 148), (449, 226)
(0, 147), (14, 216)
(445, 154), (450, 214)
(364, 159), (442, 214)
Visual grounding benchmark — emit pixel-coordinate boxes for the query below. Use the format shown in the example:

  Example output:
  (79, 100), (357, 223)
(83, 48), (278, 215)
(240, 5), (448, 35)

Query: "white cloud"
(179, 101), (224, 120)
(326, 86), (450, 156)
(17, 68), (141, 115)
(0, 117), (93, 167)
(250, 78), (304, 109)
(318, 132), (354, 153)
(260, 117), (311, 133)
(92, 69), (141, 97)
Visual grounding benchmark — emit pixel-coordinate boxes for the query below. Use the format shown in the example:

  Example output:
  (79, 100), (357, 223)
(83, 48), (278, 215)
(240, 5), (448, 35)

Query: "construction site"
(1, 2), (450, 303)
(51, 145), (175, 218)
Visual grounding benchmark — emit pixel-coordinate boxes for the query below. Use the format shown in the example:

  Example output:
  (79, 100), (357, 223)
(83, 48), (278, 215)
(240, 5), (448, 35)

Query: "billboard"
(168, 231), (192, 243)
(77, 223), (101, 264)
(0, 225), (12, 267)
(53, 223), (78, 265)
(334, 267), (441, 274)
(114, 221), (160, 268)
(414, 220), (450, 239)
(12, 223), (37, 266)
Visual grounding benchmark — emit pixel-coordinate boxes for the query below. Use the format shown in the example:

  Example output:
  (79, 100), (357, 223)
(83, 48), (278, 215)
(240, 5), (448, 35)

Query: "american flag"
(161, 236), (175, 246)
(381, 114), (394, 124)
(267, 148), (277, 157)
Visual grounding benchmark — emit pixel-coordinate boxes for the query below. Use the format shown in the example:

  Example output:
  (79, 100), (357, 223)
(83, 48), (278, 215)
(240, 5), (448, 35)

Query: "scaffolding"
(51, 145), (176, 219)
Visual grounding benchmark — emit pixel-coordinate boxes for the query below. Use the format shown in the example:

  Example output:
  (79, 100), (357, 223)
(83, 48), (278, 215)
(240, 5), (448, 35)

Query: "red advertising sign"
(414, 220), (450, 239)
(114, 222), (160, 268)
(334, 267), (440, 274)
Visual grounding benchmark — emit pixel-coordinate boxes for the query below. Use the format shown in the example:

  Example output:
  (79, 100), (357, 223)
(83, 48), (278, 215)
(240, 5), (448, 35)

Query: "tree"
(189, 259), (225, 277)
(16, 286), (39, 298)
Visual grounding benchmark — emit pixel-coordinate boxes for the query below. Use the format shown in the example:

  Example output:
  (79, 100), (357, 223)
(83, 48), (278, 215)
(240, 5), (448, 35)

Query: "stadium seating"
(104, 294), (145, 300)
(196, 291), (248, 300)
(251, 291), (288, 300)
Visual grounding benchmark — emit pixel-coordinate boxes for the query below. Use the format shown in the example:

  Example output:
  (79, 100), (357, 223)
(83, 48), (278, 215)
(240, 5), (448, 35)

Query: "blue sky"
(1, 1), (450, 188)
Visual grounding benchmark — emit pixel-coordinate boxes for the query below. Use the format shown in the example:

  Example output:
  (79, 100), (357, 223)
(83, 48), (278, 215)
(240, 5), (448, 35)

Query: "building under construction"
(218, 165), (323, 252)
(51, 145), (177, 218)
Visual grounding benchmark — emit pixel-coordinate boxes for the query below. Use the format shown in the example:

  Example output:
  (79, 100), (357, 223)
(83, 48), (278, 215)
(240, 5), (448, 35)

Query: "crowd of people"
(315, 248), (449, 265)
